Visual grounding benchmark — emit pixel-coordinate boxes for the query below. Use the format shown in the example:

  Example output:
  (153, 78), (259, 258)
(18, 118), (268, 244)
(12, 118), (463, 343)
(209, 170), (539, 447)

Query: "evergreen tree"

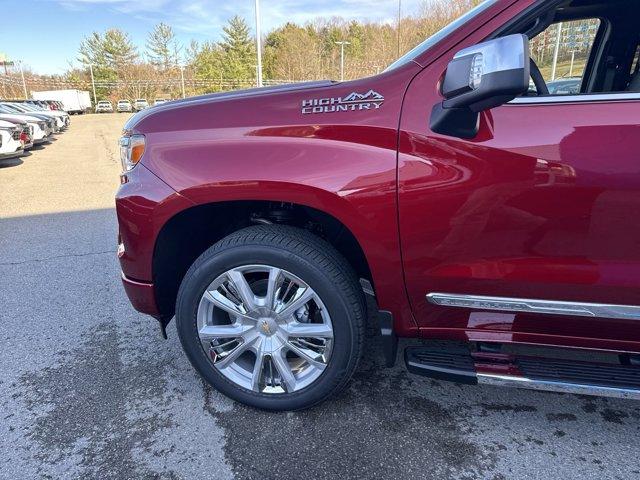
(78, 29), (137, 70)
(192, 41), (226, 92)
(78, 32), (107, 67)
(219, 16), (256, 84)
(102, 29), (138, 69)
(77, 29), (137, 100)
(146, 23), (181, 70)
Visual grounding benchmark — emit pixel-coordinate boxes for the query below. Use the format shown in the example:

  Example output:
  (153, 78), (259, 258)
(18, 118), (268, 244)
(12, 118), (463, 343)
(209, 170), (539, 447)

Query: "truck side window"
(529, 19), (601, 95)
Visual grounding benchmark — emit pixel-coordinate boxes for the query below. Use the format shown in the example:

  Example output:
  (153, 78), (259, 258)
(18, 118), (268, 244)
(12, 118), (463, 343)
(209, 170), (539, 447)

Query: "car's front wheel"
(176, 225), (366, 411)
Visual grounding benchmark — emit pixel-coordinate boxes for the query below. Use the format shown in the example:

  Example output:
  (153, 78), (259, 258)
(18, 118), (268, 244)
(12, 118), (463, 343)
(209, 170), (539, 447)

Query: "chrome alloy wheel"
(196, 265), (334, 394)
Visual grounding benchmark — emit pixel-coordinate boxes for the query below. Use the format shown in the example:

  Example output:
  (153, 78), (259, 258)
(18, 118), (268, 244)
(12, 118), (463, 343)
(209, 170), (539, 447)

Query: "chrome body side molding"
(426, 293), (640, 321)
(478, 374), (640, 400)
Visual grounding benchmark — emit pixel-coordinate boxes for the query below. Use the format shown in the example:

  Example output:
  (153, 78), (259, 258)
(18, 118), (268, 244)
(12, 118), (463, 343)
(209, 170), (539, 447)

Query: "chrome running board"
(426, 293), (640, 321)
(478, 374), (640, 400)
(405, 345), (640, 401)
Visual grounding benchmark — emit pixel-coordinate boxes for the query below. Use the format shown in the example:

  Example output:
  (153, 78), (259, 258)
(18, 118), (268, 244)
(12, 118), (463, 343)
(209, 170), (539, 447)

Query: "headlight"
(119, 134), (146, 172)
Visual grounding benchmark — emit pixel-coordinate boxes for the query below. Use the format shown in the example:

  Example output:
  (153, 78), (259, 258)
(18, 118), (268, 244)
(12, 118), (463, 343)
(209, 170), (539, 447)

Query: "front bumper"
(0, 148), (24, 160)
(121, 272), (161, 317)
(116, 163), (194, 317)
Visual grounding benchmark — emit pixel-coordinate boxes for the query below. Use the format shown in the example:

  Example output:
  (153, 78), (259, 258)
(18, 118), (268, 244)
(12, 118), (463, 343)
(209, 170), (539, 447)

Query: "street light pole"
(335, 41), (351, 82)
(19, 61), (28, 99)
(255, 0), (263, 87)
(88, 63), (97, 105)
(551, 21), (563, 81)
(569, 50), (576, 77)
(397, 0), (402, 58)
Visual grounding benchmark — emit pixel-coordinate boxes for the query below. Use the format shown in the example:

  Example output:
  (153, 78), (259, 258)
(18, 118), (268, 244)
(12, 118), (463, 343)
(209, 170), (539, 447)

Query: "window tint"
(530, 19), (601, 95)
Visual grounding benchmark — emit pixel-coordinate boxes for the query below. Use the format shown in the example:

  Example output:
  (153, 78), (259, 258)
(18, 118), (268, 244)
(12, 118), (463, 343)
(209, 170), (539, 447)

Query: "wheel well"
(153, 201), (374, 317)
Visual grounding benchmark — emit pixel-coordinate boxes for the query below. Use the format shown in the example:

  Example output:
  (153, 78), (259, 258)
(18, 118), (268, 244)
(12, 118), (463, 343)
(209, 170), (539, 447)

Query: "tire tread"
(176, 224), (366, 410)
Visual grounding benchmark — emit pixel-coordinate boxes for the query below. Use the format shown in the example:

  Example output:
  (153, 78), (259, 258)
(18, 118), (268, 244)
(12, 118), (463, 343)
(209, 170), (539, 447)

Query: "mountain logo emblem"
(341, 90), (385, 103)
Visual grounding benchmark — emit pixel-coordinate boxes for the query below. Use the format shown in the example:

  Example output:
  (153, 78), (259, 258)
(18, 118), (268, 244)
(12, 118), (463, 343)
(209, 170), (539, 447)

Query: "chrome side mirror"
(430, 34), (530, 139)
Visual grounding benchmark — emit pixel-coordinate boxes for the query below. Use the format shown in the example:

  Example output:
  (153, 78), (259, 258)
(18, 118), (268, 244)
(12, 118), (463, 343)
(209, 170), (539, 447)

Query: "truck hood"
(124, 80), (336, 131)
(0, 114), (41, 124)
(0, 120), (18, 129)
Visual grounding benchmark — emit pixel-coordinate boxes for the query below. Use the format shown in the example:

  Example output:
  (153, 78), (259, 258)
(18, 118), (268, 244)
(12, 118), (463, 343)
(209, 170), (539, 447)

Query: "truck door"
(398, 5), (640, 347)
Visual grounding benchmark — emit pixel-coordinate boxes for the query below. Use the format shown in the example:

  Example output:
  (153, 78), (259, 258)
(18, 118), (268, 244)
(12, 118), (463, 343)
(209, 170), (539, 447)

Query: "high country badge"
(301, 90), (384, 115)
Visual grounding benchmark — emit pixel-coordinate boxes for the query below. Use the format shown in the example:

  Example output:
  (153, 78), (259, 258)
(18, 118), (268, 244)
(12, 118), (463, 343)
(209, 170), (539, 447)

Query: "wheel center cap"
(258, 318), (278, 337)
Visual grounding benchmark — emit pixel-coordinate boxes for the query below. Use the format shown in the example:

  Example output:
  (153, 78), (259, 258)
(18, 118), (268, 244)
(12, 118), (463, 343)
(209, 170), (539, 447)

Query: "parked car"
(0, 117), (34, 150)
(96, 101), (113, 113)
(20, 123), (34, 150)
(0, 102), (69, 131)
(153, 99), (169, 106)
(117, 0), (640, 410)
(547, 77), (582, 95)
(0, 120), (24, 160)
(134, 99), (149, 111)
(117, 100), (133, 113)
(19, 102), (69, 129)
(0, 105), (55, 139)
(15, 120), (33, 150)
(0, 112), (50, 145)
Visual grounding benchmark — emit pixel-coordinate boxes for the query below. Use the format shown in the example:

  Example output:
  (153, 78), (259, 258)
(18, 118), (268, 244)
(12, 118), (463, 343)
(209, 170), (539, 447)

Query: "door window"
(529, 19), (601, 95)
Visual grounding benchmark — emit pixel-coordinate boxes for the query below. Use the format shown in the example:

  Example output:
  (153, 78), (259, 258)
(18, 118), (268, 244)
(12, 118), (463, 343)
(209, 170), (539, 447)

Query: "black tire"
(176, 225), (366, 411)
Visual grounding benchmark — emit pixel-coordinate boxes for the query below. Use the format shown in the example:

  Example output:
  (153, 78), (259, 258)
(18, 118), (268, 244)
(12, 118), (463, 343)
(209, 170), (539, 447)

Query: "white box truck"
(32, 90), (92, 115)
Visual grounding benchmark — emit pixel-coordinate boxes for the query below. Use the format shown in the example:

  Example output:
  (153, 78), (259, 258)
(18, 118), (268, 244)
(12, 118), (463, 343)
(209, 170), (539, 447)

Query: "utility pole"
(180, 65), (186, 98)
(397, 0), (402, 58)
(551, 22), (563, 81)
(335, 41), (351, 82)
(255, 0), (263, 87)
(19, 61), (28, 99)
(89, 63), (98, 105)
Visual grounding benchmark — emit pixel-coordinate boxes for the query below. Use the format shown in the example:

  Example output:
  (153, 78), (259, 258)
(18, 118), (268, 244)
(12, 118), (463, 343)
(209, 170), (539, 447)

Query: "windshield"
(385, 0), (497, 71)
(3, 104), (25, 113)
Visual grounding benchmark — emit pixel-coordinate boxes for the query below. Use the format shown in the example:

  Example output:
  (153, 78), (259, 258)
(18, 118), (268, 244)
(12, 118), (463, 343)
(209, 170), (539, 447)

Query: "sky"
(0, 0), (423, 75)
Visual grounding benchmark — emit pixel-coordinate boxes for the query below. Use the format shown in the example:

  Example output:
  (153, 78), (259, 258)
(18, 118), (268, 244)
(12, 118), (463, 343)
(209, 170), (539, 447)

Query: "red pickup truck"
(117, 0), (640, 410)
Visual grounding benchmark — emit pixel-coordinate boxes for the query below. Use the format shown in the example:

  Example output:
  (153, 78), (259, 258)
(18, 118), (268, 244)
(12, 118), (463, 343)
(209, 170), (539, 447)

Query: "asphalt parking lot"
(1, 113), (639, 480)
